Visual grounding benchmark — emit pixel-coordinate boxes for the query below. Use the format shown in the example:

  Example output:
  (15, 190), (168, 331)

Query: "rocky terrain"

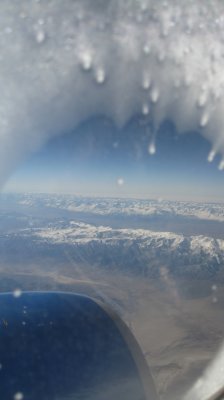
(1, 193), (224, 399)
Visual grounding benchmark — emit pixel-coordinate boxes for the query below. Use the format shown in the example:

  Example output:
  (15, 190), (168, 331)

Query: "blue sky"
(4, 118), (224, 202)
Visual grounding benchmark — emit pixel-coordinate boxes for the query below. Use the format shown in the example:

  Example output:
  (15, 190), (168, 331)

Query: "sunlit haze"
(4, 118), (224, 202)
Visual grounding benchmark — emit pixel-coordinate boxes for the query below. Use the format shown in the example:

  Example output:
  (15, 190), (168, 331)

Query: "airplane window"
(1, 1), (224, 400)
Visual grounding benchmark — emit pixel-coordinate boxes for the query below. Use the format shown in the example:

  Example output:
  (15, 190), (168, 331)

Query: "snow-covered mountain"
(14, 220), (223, 278)
(6, 192), (224, 222)
(1, 193), (224, 278)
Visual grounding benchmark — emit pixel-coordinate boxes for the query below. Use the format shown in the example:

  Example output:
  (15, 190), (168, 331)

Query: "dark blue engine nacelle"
(0, 292), (158, 400)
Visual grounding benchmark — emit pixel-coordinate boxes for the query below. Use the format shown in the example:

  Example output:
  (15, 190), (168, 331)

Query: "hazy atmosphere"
(4, 118), (224, 202)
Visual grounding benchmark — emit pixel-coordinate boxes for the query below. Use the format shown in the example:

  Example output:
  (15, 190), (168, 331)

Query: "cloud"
(1, 0), (224, 184)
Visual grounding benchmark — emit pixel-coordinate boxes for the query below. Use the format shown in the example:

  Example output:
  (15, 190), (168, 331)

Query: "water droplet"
(117, 178), (124, 186)
(212, 284), (217, 291)
(14, 393), (24, 400)
(200, 112), (209, 127)
(212, 296), (218, 303)
(142, 103), (150, 115)
(142, 74), (151, 90)
(140, 2), (147, 12)
(148, 142), (156, 155)
(38, 19), (45, 26)
(13, 289), (22, 298)
(150, 87), (160, 104)
(143, 44), (151, 55)
(95, 68), (106, 84)
(208, 150), (216, 163)
(197, 92), (207, 108)
(80, 53), (92, 71)
(0, 363), (2, 370)
(218, 159), (224, 171)
(36, 30), (46, 44)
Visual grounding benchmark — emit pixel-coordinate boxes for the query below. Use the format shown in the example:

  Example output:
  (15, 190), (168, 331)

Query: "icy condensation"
(0, 0), (224, 181)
